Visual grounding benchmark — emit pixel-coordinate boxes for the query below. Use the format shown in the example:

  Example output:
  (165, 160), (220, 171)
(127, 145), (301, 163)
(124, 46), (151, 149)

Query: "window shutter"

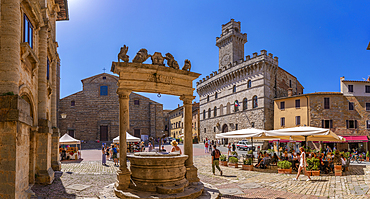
(346, 120), (349, 129)
(330, 120), (333, 128)
(322, 120), (324, 128)
(355, 120), (358, 129)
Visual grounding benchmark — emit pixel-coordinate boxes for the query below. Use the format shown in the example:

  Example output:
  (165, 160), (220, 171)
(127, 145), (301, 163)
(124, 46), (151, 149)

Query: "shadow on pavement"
(31, 172), (77, 198)
(221, 175), (237, 178)
(61, 159), (83, 164)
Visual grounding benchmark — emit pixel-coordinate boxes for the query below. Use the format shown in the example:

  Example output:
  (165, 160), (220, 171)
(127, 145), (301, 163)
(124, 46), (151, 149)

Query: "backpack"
(113, 147), (117, 154)
(214, 149), (220, 159)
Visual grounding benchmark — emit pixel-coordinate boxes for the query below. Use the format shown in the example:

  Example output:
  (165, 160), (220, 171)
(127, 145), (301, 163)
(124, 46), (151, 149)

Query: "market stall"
(59, 134), (81, 160)
(113, 132), (141, 143)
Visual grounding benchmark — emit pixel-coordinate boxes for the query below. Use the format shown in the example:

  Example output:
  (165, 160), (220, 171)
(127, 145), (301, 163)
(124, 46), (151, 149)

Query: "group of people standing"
(101, 144), (119, 166)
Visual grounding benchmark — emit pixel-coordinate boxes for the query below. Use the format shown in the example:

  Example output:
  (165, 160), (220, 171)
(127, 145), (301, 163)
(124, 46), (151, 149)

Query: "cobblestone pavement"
(31, 148), (370, 199)
(195, 155), (370, 199)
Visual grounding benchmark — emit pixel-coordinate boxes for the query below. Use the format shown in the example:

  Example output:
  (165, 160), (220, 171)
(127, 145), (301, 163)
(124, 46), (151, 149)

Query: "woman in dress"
(294, 147), (311, 181)
(171, 140), (182, 154)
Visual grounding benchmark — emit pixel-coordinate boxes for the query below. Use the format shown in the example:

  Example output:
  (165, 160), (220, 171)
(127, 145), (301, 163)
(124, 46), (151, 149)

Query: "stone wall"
(309, 94), (370, 136)
(59, 73), (165, 144)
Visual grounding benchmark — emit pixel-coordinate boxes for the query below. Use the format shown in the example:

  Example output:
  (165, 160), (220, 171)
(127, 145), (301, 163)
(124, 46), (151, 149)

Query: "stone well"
(128, 152), (189, 194)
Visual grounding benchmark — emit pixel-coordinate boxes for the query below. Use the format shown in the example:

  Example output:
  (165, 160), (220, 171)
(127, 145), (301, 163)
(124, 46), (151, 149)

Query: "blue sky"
(57, 0), (370, 110)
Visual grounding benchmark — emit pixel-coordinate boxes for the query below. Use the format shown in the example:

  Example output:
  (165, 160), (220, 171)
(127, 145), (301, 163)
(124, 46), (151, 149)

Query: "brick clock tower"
(216, 19), (248, 69)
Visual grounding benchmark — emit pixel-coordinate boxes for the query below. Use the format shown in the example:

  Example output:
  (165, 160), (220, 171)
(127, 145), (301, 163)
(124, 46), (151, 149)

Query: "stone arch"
(19, 84), (36, 125)
(222, 124), (228, 133)
(213, 106), (217, 117)
(232, 85), (236, 93)
(226, 102), (231, 114)
(208, 108), (211, 119)
(203, 110), (206, 120)
(219, 104), (224, 116)
(247, 80), (251, 88)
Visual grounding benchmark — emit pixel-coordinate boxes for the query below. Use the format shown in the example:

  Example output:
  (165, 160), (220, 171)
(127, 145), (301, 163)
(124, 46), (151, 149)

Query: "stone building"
(192, 103), (200, 142)
(59, 73), (166, 146)
(169, 102), (199, 139)
(274, 77), (370, 152)
(196, 19), (303, 142)
(0, 0), (69, 198)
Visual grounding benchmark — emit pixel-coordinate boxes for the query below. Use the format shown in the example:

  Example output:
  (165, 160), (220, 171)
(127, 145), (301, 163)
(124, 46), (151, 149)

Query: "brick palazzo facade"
(196, 19), (303, 142)
(59, 73), (166, 146)
(0, 0), (69, 198)
(274, 77), (370, 152)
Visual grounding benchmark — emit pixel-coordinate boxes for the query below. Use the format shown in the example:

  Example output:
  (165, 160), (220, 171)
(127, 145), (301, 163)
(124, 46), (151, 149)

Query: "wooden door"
(100, 126), (108, 141)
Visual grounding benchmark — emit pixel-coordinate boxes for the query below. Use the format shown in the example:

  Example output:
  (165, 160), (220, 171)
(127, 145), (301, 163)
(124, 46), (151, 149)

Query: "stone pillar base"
(35, 167), (54, 185)
(114, 169), (131, 191)
(185, 165), (199, 183)
(51, 161), (61, 171)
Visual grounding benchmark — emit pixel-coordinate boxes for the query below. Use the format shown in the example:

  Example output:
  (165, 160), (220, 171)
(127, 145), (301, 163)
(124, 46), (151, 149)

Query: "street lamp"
(61, 113), (67, 119)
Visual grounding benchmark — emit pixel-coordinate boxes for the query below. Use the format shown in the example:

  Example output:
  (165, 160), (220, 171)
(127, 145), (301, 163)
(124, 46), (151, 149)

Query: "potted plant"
(220, 154), (228, 166)
(277, 160), (292, 174)
(242, 157), (253, 171)
(228, 156), (239, 168)
(332, 152), (342, 176)
(306, 157), (320, 176)
(359, 154), (364, 161)
(366, 151), (369, 162)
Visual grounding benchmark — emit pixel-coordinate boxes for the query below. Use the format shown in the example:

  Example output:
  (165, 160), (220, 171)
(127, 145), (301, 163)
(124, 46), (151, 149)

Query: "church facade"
(59, 73), (166, 145)
(196, 19), (304, 142)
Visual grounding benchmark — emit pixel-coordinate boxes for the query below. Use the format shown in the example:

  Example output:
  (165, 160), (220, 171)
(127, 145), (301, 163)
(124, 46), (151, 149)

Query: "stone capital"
(117, 89), (131, 99)
(180, 95), (195, 105)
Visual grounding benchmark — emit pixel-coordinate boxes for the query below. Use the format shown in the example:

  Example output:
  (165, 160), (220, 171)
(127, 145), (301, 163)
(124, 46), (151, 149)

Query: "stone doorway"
(100, 126), (108, 141)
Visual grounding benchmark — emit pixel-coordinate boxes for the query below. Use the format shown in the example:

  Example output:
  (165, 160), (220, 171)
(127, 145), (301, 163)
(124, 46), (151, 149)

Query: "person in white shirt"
(341, 154), (346, 172)
(294, 147), (311, 181)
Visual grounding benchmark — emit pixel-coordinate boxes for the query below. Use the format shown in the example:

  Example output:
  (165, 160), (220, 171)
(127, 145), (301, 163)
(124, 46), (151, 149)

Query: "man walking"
(211, 145), (223, 176)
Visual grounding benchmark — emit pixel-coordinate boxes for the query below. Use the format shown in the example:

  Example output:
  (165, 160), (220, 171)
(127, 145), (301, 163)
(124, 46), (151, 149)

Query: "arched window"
(208, 108), (211, 118)
(214, 106), (217, 117)
(251, 122), (255, 128)
(220, 104), (224, 115)
(203, 110), (206, 120)
(253, 95), (258, 108)
(247, 80), (252, 88)
(207, 95), (209, 102)
(233, 85), (236, 93)
(226, 102), (231, 114)
(243, 98), (247, 110)
(234, 100), (239, 112)
(215, 92), (218, 99)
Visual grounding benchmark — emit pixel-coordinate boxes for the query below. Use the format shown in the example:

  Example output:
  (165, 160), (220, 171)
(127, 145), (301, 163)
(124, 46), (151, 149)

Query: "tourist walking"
(205, 141), (209, 153)
(112, 145), (118, 166)
(211, 145), (222, 176)
(171, 140), (182, 154)
(227, 143), (232, 156)
(148, 142), (153, 152)
(232, 142), (236, 152)
(294, 147), (311, 181)
(102, 146), (107, 166)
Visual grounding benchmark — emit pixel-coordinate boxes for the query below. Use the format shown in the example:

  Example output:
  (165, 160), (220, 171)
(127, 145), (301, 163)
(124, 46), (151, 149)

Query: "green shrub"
(247, 150), (253, 154)
(307, 157), (320, 170)
(277, 160), (292, 169)
(367, 151), (369, 158)
(0, 92), (14, 96)
(229, 157), (238, 163)
(220, 154), (227, 161)
(243, 158), (252, 165)
(231, 151), (238, 156)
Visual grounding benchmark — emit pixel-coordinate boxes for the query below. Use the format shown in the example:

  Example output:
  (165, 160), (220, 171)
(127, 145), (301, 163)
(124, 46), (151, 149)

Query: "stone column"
(50, 58), (61, 171)
(115, 89), (132, 191)
(180, 95), (199, 182)
(35, 24), (54, 184)
(0, 0), (21, 94)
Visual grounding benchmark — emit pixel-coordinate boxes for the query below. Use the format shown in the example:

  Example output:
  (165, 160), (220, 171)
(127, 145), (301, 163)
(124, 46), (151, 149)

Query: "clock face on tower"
(222, 54), (230, 66)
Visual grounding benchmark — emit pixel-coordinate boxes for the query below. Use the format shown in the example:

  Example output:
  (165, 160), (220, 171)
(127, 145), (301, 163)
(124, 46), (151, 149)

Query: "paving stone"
(218, 188), (244, 195)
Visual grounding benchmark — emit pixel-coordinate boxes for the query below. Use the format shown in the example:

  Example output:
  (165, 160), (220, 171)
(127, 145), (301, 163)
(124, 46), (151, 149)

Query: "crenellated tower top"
(216, 19), (248, 69)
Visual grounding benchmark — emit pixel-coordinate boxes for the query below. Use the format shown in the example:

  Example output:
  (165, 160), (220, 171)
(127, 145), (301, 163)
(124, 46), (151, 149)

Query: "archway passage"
(111, 54), (201, 194)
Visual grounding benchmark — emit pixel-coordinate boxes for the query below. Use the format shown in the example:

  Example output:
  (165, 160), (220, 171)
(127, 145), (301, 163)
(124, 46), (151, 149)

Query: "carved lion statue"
(182, 59), (191, 71)
(132, 48), (151, 63)
(164, 53), (179, 69)
(118, 45), (129, 62)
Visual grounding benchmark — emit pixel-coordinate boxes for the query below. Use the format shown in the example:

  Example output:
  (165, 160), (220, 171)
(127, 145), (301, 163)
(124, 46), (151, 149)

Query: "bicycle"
(350, 154), (362, 163)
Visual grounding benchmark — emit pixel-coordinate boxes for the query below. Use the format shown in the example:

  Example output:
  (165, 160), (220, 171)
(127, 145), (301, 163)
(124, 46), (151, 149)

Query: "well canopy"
(265, 126), (345, 142)
(59, 134), (81, 145)
(113, 132), (141, 143)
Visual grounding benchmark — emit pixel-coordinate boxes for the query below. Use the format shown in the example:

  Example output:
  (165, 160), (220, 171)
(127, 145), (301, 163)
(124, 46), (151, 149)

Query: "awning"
(342, 136), (368, 142)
